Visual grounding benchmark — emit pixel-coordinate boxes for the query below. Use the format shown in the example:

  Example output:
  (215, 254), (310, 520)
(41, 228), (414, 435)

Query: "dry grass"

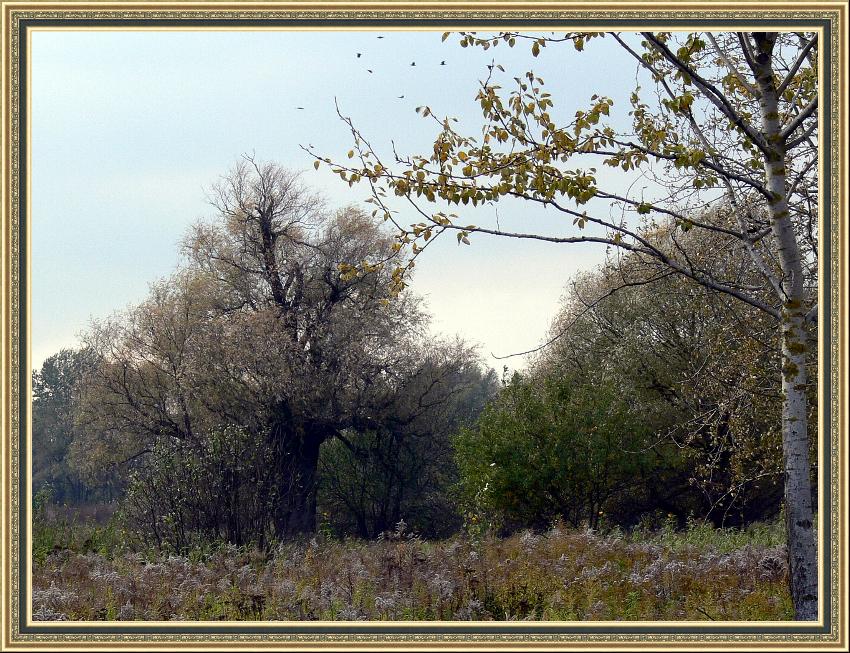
(32, 521), (792, 621)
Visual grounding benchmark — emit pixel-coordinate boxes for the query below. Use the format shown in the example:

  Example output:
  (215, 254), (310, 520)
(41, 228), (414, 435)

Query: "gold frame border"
(1, 2), (847, 650)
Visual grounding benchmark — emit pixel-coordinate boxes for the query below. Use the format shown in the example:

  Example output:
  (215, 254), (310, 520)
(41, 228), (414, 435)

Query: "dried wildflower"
(519, 530), (540, 547)
(32, 606), (68, 621)
(32, 582), (76, 609)
(427, 573), (455, 600)
(374, 594), (397, 612)
(757, 550), (787, 580)
(32, 519), (792, 622)
(118, 601), (135, 621)
(454, 598), (484, 620)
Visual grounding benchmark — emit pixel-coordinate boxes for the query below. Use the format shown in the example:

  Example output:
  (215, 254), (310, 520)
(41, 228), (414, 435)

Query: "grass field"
(32, 518), (792, 621)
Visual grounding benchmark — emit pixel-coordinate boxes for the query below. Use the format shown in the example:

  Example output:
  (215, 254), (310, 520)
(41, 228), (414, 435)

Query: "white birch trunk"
(752, 32), (818, 621)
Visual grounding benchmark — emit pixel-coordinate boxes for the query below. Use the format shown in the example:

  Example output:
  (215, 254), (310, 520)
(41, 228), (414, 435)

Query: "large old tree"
(318, 31), (819, 619)
(77, 158), (475, 540)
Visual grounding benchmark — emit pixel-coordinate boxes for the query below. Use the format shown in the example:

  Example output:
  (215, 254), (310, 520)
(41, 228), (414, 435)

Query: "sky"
(31, 29), (643, 372)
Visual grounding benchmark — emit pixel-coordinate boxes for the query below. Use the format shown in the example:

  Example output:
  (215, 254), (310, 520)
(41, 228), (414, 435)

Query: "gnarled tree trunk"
(269, 415), (324, 539)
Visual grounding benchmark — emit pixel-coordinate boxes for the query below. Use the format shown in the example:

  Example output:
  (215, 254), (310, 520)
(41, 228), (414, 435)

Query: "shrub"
(122, 425), (279, 551)
(454, 372), (655, 533)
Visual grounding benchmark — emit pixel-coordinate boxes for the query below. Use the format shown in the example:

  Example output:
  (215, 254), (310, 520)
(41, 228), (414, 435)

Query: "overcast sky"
(31, 29), (643, 371)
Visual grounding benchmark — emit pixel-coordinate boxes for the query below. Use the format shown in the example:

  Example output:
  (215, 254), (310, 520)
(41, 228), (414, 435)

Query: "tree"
(76, 158), (467, 541)
(32, 348), (106, 504)
(318, 31), (819, 619)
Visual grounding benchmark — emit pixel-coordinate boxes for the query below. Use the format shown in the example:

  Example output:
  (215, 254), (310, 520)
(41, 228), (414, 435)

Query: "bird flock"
(295, 34), (448, 112)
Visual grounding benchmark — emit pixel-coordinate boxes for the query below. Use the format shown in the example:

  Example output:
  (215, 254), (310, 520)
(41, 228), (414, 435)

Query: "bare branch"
(736, 33), (758, 72)
(781, 96), (818, 141)
(805, 304), (817, 323)
(776, 34), (818, 97)
(786, 120), (818, 152)
(429, 218), (781, 321)
(491, 270), (677, 360)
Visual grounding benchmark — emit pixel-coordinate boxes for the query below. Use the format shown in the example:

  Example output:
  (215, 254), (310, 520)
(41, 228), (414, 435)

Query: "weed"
(33, 519), (792, 621)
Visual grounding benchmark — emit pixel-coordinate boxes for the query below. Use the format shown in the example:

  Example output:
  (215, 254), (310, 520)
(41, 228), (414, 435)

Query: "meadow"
(33, 518), (792, 621)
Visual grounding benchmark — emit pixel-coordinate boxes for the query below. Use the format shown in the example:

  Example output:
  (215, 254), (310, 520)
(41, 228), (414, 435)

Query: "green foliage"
(32, 486), (127, 565)
(530, 224), (808, 526)
(32, 486), (55, 565)
(455, 372), (654, 533)
(638, 513), (788, 554)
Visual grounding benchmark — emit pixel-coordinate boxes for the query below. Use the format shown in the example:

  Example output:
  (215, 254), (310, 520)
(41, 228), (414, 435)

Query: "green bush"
(454, 372), (655, 534)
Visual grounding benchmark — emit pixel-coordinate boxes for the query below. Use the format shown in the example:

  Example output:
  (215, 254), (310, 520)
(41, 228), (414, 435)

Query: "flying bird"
(356, 52), (362, 58)
(398, 95), (405, 99)
(367, 69), (373, 73)
(296, 106), (305, 110)
(377, 35), (384, 39)
(410, 61), (416, 66)
(440, 60), (446, 65)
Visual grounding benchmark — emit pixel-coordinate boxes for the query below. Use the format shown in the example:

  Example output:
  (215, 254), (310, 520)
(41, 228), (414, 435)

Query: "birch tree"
(317, 31), (819, 619)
